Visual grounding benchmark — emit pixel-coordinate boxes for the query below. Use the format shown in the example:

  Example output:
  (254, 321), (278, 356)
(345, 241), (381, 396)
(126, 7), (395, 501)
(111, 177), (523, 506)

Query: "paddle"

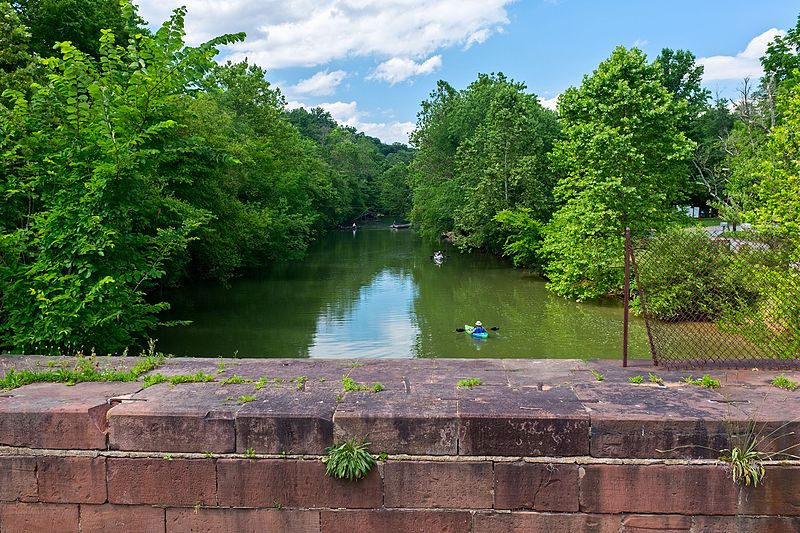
(455, 326), (500, 332)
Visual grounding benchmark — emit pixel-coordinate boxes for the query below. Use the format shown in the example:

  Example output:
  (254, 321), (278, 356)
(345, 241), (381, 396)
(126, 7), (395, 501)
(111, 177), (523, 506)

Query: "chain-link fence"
(626, 227), (800, 369)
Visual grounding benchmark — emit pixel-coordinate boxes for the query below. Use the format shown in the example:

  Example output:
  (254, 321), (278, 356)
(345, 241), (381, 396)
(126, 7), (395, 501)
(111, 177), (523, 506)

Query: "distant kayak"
(465, 325), (489, 339)
(390, 223), (411, 229)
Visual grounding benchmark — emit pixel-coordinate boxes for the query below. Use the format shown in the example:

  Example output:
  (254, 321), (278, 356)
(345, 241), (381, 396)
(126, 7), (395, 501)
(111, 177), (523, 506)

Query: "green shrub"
(322, 438), (376, 481)
(634, 228), (757, 321)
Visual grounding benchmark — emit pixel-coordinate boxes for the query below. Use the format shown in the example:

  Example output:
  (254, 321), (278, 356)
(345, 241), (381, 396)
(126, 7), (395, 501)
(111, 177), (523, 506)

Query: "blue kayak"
(465, 325), (489, 339)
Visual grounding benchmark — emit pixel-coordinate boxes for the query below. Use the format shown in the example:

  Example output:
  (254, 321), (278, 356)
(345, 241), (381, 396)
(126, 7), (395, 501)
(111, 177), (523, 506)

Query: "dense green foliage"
(409, 74), (559, 253)
(542, 47), (693, 300)
(287, 107), (415, 222)
(634, 228), (758, 321)
(0, 3), (411, 354)
(409, 13), (800, 305)
(12, 0), (132, 58)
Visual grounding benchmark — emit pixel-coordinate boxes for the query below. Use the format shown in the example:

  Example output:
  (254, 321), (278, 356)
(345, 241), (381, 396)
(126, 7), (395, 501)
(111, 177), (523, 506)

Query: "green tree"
(655, 48), (711, 127)
(0, 2), (36, 94)
(453, 82), (559, 251)
(542, 46), (694, 300)
(409, 74), (559, 247)
(752, 72), (800, 240)
(0, 6), (242, 353)
(13, 0), (135, 58)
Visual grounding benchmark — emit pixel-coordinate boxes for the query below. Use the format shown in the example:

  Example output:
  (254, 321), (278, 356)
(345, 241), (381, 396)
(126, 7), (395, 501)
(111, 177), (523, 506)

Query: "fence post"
(623, 227), (631, 367)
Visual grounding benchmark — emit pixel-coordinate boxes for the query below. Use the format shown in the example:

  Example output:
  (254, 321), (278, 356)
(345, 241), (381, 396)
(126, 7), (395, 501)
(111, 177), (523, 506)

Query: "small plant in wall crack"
(457, 377), (482, 389)
(322, 437), (376, 481)
(681, 374), (721, 389)
(341, 376), (384, 393)
(770, 374), (798, 391)
(590, 370), (605, 382)
(628, 375), (644, 384)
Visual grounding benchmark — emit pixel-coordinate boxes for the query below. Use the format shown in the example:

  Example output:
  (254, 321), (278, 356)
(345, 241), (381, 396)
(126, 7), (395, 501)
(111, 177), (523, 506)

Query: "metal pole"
(623, 227), (630, 367)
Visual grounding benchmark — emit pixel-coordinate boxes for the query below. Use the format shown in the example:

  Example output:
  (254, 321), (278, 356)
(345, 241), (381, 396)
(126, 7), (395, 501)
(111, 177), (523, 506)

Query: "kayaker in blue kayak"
(472, 321), (487, 335)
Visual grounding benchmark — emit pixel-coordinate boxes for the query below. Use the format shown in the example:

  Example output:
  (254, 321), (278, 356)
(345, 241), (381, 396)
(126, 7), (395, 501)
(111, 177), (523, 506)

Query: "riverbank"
(1, 356), (799, 531)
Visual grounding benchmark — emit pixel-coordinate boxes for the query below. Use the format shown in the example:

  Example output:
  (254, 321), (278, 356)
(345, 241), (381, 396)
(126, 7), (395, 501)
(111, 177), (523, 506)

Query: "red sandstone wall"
(1, 454), (799, 532)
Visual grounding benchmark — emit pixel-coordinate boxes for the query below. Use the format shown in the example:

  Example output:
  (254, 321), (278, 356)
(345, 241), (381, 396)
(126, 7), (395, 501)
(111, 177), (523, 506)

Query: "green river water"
(156, 222), (649, 359)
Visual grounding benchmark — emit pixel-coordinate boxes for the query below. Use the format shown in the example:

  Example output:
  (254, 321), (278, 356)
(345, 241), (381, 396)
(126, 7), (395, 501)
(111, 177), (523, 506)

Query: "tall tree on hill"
(12, 0), (136, 59)
(542, 46), (694, 300)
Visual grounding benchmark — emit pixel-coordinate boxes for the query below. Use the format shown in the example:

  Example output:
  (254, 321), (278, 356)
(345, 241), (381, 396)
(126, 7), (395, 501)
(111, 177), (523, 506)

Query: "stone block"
(579, 464), (737, 515)
(166, 508), (320, 533)
(334, 392), (458, 455)
(320, 510), (471, 533)
(458, 387), (589, 456)
(691, 515), (800, 533)
(235, 389), (336, 454)
(0, 502), (79, 533)
(79, 504), (165, 533)
(494, 462), (579, 512)
(0, 382), (141, 449)
(37, 456), (106, 504)
(575, 383), (734, 459)
(216, 458), (382, 509)
(107, 383), (239, 453)
(107, 458), (216, 506)
(473, 511), (618, 533)
(384, 461), (493, 509)
(738, 466), (800, 515)
(0, 457), (37, 502)
(620, 514), (691, 532)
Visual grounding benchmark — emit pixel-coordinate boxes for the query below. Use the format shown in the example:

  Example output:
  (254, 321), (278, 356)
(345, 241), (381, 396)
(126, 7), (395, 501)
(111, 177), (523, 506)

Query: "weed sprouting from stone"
(254, 377), (268, 390)
(681, 374), (721, 389)
(220, 375), (252, 385)
(244, 448), (256, 458)
(341, 376), (384, 393)
(457, 378), (482, 389)
(0, 353), (166, 391)
(143, 372), (215, 388)
(648, 372), (664, 385)
(770, 374), (798, 391)
(295, 376), (308, 390)
(237, 395), (256, 405)
(203, 451), (214, 458)
(590, 370), (605, 382)
(216, 361), (226, 374)
(335, 394), (343, 403)
(163, 454), (173, 461)
(628, 375), (644, 384)
(322, 438), (376, 481)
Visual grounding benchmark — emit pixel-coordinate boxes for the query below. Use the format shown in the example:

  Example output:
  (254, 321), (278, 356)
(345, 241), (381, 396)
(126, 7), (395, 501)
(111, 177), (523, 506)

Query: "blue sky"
(136, 1), (799, 143)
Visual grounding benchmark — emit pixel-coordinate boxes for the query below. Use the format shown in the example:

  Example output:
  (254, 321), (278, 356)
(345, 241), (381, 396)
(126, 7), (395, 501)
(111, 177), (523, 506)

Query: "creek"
(156, 222), (649, 359)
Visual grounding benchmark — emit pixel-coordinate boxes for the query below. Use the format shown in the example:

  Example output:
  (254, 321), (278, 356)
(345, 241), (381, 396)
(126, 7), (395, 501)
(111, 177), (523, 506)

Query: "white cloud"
(314, 100), (415, 144)
(292, 70), (347, 96)
(633, 39), (649, 48)
(464, 29), (491, 49)
(135, 1), (512, 69)
(699, 28), (785, 82)
(539, 95), (558, 111)
(369, 55), (442, 84)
